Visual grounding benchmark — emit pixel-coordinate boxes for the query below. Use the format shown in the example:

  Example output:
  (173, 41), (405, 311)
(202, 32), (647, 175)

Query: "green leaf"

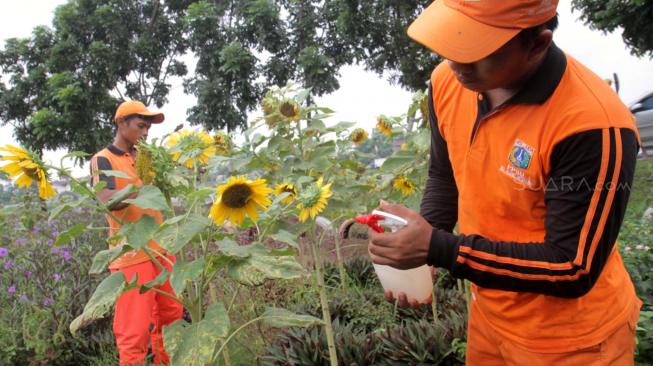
(327, 121), (356, 133)
(380, 151), (416, 173)
(250, 255), (305, 280)
(55, 223), (86, 246)
(123, 185), (168, 211)
(49, 198), (86, 221)
(166, 303), (230, 366)
(170, 258), (205, 296)
(107, 184), (135, 209)
(119, 215), (160, 249)
(99, 170), (132, 179)
(141, 269), (170, 294)
(218, 240), (267, 258)
(155, 213), (211, 254)
(92, 180), (107, 193)
(70, 272), (129, 336)
(269, 230), (299, 249)
(62, 151), (89, 160)
(227, 261), (267, 286)
(262, 308), (323, 328)
(89, 246), (130, 274)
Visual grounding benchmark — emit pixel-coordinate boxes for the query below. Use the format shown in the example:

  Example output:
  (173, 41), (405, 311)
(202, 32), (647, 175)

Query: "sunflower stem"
(310, 224), (338, 366)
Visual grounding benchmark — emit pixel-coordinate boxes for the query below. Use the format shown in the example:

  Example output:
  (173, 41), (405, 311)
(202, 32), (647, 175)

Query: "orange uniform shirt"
(423, 45), (641, 352)
(90, 145), (166, 269)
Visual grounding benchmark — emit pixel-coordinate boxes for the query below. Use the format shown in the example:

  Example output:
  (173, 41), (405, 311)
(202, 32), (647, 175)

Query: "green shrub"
(0, 193), (115, 365)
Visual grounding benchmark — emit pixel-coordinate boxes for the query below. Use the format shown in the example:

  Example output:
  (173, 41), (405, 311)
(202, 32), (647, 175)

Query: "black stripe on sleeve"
(93, 156), (115, 190)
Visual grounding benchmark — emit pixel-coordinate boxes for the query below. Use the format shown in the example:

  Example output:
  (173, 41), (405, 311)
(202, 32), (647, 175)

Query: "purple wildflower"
(4, 260), (12, 270)
(46, 239), (54, 246)
(53, 273), (61, 282)
(52, 247), (61, 255)
(8, 285), (16, 294)
(14, 238), (28, 245)
(62, 251), (72, 261)
(51, 231), (59, 238)
(25, 271), (32, 278)
(43, 298), (54, 306)
(0, 247), (7, 257)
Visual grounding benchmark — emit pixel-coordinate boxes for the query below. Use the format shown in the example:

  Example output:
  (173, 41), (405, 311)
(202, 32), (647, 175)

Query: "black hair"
(121, 114), (155, 124)
(517, 14), (559, 47)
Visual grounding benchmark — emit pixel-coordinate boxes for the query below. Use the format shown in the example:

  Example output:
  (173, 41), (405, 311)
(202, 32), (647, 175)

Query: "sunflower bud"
(350, 128), (368, 146)
(135, 144), (155, 185)
(376, 115), (393, 137)
(279, 99), (301, 122)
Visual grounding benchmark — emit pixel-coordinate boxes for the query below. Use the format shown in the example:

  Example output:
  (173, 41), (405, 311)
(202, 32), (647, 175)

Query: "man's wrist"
(426, 228), (460, 269)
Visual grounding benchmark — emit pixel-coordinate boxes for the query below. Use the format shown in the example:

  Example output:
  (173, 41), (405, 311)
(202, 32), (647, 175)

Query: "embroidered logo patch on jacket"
(509, 139), (534, 169)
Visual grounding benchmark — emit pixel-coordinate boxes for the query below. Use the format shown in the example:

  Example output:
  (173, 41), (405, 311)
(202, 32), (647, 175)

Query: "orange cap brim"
(407, 0), (520, 63)
(138, 111), (165, 124)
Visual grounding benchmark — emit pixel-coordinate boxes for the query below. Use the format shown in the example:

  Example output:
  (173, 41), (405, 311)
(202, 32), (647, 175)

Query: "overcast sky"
(1, 0), (652, 177)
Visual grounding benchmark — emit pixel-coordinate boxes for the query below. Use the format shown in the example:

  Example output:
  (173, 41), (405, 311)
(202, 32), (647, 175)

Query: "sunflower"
(275, 183), (298, 205)
(262, 95), (281, 127)
(393, 176), (416, 196)
(297, 177), (332, 222)
(376, 116), (393, 137)
(0, 145), (56, 200)
(350, 128), (368, 146)
(209, 176), (273, 226)
(279, 99), (301, 122)
(167, 130), (216, 168)
(135, 144), (155, 185)
(213, 131), (231, 155)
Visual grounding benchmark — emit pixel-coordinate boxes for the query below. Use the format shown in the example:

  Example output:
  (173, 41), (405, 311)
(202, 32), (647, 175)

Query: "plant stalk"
(310, 225), (338, 366)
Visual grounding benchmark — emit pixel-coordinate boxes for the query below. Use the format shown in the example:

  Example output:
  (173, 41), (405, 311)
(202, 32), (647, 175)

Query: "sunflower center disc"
(222, 184), (253, 208)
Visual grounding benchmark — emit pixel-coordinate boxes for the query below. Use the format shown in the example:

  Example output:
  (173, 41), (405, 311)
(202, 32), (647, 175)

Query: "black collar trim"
(507, 43), (567, 105)
(107, 145), (134, 156)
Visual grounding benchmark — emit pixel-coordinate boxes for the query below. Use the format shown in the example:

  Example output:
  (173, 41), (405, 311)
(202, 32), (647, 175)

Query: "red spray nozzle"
(355, 213), (385, 233)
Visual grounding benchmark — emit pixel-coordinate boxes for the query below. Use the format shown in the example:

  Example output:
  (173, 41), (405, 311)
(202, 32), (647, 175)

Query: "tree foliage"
(0, 0), (439, 155)
(572, 0), (653, 58)
(0, 0), (189, 155)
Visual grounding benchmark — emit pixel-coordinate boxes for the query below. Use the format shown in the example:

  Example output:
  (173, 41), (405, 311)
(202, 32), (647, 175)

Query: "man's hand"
(367, 201), (433, 270)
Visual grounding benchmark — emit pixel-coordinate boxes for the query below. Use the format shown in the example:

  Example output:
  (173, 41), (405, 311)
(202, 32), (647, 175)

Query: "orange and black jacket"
(421, 44), (641, 351)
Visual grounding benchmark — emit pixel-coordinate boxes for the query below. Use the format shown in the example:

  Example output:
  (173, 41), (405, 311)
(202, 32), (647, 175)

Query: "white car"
(630, 91), (653, 157)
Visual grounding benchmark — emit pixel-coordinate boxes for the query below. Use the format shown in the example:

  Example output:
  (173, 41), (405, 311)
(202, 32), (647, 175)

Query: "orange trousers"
(466, 299), (639, 366)
(111, 255), (183, 366)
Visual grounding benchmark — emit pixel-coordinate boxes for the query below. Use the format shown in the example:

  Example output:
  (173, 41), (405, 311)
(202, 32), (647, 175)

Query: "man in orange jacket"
(90, 100), (183, 365)
(368, 1), (642, 364)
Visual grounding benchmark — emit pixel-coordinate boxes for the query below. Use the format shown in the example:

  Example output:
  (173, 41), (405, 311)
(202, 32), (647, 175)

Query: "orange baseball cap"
(114, 100), (165, 123)
(407, 0), (558, 63)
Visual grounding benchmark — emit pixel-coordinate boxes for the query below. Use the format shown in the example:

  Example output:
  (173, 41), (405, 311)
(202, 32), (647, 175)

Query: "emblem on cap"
(509, 139), (534, 169)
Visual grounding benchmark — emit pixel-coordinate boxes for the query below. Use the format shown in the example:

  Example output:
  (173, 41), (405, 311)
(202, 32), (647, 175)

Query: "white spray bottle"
(356, 210), (433, 304)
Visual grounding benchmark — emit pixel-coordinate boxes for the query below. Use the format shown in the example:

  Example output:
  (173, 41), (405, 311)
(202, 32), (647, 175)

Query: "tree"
(0, 0), (189, 156)
(572, 0), (653, 58)
(1, 0), (439, 152)
(183, 0), (439, 133)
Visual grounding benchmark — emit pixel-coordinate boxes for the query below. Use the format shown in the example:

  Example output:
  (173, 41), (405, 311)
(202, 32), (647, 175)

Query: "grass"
(627, 158), (653, 219)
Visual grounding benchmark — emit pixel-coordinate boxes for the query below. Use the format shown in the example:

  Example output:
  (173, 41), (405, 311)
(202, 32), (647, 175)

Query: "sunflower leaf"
(155, 213), (211, 254)
(170, 258), (205, 296)
(106, 184), (136, 209)
(55, 223), (87, 247)
(123, 185), (168, 211)
(89, 246), (131, 274)
(269, 230), (299, 249)
(118, 215), (160, 249)
(227, 261), (267, 286)
(99, 170), (132, 179)
(141, 269), (170, 294)
(165, 303), (230, 366)
(70, 272), (130, 336)
(262, 308), (323, 328)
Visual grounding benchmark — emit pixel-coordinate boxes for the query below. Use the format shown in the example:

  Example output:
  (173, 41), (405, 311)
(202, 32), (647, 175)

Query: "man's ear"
(529, 29), (553, 61)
